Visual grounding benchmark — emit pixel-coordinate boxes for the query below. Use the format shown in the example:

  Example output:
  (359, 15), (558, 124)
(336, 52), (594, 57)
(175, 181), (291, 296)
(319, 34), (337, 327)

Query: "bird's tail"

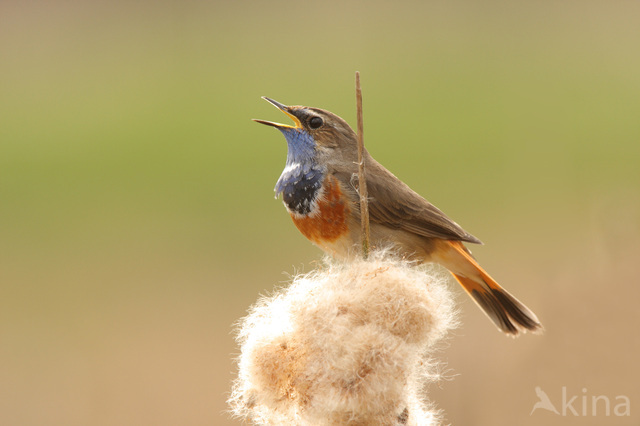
(443, 241), (543, 336)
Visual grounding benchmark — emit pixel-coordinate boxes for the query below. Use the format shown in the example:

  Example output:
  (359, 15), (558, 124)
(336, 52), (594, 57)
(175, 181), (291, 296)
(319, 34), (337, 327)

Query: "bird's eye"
(309, 116), (323, 129)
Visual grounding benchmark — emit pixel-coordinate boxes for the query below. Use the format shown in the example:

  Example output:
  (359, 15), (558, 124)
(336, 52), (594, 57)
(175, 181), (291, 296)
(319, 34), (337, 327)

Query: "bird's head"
(254, 97), (359, 167)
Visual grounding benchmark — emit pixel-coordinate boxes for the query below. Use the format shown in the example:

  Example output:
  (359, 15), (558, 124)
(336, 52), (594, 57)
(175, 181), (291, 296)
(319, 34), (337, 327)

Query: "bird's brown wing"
(349, 156), (483, 245)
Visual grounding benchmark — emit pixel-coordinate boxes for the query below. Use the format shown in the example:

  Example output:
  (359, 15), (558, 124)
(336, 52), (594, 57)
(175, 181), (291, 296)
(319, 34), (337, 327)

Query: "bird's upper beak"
(253, 97), (302, 129)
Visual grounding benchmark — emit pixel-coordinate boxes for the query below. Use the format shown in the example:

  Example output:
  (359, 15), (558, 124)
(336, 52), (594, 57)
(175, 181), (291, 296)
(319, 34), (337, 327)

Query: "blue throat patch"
(274, 128), (325, 215)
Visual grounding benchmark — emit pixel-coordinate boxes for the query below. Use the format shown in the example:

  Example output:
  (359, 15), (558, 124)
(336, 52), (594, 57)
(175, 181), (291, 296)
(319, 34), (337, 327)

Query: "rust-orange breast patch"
(291, 175), (350, 243)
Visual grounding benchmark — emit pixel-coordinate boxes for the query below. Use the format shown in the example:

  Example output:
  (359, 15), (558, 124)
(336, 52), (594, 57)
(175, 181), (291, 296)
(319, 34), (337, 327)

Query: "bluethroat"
(255, 97), (542, 335)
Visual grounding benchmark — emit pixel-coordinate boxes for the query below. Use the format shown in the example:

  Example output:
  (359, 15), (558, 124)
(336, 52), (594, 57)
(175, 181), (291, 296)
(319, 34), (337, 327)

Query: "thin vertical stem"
(355, 71), (370, 259)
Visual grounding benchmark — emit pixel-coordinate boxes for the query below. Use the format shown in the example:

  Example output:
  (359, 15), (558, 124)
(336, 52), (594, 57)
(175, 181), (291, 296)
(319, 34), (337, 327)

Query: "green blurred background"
(1, 1), (639, 425)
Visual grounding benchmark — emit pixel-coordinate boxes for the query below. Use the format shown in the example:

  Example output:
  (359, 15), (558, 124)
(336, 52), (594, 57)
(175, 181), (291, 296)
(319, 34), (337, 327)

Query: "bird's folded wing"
(352, 158), (483, 245)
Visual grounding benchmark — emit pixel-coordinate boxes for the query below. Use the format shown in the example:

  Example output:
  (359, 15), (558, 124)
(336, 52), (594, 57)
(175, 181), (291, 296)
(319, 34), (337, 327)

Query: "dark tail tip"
(471, 287), (543, 336)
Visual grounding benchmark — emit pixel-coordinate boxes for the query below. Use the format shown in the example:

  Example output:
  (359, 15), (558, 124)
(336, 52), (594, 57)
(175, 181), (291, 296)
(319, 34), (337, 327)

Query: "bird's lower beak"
(253, 97), (302, 129)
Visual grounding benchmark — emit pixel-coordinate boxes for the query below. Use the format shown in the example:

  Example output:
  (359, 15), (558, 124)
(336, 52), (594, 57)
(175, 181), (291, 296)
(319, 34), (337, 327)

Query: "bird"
(254, 97), (542, 336)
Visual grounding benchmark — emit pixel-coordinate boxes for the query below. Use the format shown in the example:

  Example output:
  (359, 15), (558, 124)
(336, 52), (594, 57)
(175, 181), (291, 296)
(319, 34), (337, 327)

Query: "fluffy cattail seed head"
(229, 251), (457, 425)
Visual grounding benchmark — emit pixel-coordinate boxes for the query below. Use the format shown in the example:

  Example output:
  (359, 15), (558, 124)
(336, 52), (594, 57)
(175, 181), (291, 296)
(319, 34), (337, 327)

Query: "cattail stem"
(355, 71), (370, 259)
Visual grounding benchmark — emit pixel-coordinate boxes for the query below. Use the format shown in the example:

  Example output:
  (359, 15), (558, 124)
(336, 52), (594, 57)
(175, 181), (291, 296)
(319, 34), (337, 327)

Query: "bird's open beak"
(253, 97), (302, 129)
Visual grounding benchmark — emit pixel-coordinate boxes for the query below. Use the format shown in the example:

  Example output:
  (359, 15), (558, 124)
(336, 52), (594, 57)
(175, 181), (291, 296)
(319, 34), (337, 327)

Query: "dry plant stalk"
(355, 71), (370, 259)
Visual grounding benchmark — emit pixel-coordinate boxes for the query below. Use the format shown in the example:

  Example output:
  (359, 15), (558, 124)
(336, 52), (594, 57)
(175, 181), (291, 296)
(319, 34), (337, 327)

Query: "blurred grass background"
(1, 0), (639, 424)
